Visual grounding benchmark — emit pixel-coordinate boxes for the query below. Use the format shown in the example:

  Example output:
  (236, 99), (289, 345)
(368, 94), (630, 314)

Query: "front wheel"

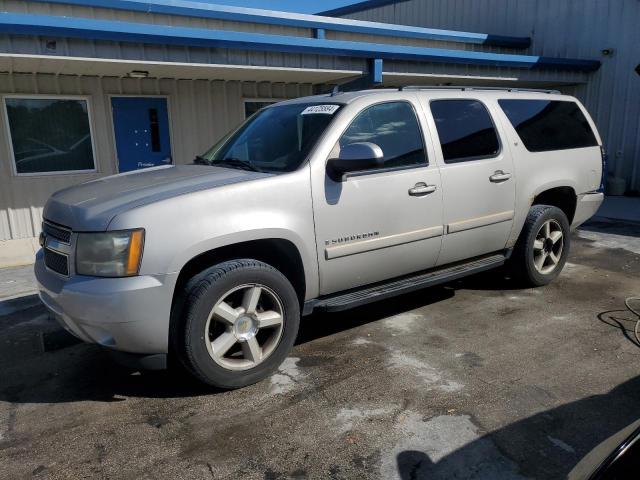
(173, 259), (300, 389)
(510, 205), (570, 287)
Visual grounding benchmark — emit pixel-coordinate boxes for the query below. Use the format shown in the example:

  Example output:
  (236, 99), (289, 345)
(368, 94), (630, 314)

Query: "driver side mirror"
(327, 142), (384, 181)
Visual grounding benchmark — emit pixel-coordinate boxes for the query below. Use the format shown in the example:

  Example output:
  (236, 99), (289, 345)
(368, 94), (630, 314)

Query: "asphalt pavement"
(1, 220), (639, 479)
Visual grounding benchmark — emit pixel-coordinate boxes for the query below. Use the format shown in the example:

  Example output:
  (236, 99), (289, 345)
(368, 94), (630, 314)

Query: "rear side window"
(430, 99), (500, 163)
(498, 100), (598, 152)
(340, 101), (427, 168)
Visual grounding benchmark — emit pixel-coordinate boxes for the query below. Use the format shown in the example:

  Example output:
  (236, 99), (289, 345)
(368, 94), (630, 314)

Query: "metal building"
(326, 0), (640, 195)
(0, 0), (621, 266)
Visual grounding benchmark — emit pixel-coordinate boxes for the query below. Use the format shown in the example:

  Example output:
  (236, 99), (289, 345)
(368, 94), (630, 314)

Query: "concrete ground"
(596, 195), (640, 223)
(1, 222), (639, 480)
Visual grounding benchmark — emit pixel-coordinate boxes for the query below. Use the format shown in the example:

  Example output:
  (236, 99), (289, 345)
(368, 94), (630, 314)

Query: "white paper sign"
(301, 104), (340, 115)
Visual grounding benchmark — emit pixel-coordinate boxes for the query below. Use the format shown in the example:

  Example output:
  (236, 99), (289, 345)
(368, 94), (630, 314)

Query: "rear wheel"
(511, 205), (570, 286)
(173, 259), (300, 389)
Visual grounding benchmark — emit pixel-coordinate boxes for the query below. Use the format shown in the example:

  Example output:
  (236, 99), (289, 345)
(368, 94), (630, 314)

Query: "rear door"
(111, 97), (172, 173)
(421, 96), (516, 265)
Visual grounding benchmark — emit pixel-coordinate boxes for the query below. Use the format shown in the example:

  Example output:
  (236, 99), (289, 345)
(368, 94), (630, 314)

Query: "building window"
(3, 96), (96, 175)
(430, 99), (500, 163)
(244, 100), (275, 119)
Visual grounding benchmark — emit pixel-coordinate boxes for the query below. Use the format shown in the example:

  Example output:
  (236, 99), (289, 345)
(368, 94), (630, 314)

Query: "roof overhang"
(320, 0), (412, 17)
(0, 13), (601, 72)
(0, 53), (362, 84)
(0, 53), (587, 90)
(31, 0), (531, 49)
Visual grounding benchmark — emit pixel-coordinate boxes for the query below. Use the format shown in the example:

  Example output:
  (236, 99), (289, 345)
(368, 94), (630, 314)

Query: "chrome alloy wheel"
(205, 284), (285, 371)
(533, 219), (564, 275)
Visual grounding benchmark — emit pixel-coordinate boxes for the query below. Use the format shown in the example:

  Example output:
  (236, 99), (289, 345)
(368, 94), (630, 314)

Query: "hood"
(43, 164), (270, 231)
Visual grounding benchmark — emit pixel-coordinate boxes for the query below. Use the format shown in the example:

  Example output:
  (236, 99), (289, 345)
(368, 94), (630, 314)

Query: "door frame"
(107, 94), (175, 174)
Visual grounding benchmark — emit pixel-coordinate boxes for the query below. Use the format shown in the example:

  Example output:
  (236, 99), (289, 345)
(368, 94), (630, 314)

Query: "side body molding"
(325, 225), (444, 260)
(447, 210), (515, 234)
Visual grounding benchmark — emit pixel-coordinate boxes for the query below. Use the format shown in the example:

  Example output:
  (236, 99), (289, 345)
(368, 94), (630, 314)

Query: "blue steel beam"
(320, 0), (411, 17)
(31, 0), (531, 49)
(338, 58), (385, 92)
(0, 13), (601, 72)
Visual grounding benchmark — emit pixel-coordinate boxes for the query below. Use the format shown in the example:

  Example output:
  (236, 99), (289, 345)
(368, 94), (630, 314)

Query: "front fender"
(108, 167), (319, 299)
(168, 227), (318, 299)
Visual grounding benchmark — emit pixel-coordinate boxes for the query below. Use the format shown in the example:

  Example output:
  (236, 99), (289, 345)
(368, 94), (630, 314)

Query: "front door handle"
(408, 183), (437, 196)
(490, 170), (512, 183)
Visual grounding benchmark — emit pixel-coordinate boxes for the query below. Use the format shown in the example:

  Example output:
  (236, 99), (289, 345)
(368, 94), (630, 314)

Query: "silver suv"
(35, 87), (604, 388)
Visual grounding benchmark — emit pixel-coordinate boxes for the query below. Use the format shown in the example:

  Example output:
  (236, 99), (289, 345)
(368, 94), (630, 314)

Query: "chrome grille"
(42, 220), (72, 276)
(42, 221), (71, 244)
(44, 248), (69, 276)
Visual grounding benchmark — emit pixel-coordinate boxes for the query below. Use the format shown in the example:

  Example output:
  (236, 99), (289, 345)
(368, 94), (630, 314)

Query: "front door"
(111, 97), (172, 173)
(422, 96), (516, 266)
(311, 97), (444, 295)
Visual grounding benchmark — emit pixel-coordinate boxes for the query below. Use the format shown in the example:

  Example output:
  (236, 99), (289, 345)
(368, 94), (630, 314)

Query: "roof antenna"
(330, 85), (340, 96)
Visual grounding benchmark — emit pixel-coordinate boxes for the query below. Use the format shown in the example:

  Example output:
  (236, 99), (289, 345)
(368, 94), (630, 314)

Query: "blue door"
(111, 97), (172, 173)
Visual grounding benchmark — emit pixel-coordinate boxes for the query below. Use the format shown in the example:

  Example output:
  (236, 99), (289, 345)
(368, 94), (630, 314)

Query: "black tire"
(171, 259), (300, 389)
(510, 205), (570, 287)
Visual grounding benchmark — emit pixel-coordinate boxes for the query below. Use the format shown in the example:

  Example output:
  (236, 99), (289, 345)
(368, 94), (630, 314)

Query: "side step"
(309, 251), (509, 313)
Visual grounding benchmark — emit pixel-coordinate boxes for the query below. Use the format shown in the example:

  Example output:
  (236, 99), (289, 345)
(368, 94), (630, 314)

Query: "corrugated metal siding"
(0, 0), (367, 72)
(325, 30), (520, 55)
(0, 33), (366, 73)
(341, 0), (640, 191)
(0, 0), (309, 38)
(0, 0), (527, 54)
(0, 73), (313, 240)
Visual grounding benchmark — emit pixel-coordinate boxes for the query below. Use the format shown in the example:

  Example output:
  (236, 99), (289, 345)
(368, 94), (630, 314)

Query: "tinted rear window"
(498, 100), (598, 152)
(430, 99), (500, 163)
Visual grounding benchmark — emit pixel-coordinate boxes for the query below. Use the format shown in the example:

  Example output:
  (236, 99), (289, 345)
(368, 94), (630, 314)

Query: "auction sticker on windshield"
(301, 105), (340, 115)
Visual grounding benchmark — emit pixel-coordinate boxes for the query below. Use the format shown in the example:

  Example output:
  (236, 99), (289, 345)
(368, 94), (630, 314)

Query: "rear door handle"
(408, 183), (437, 196)
(490, 170), (512, 183)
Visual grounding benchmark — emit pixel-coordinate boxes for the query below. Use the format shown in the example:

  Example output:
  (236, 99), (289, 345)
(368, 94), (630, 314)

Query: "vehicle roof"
(275, 87), (575, 106)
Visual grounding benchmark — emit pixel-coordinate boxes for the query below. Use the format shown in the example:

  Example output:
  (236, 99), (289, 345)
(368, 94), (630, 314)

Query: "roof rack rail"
(398, 85), (561, 94)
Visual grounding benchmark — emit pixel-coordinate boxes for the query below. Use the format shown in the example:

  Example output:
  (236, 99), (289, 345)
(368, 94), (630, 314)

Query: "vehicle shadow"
(0, 266), (588, 405)
(0, 282), (457, 404)
(395, 374), (640, 479)
(580, 218), (640, 238)
(297, 284), (455, 344)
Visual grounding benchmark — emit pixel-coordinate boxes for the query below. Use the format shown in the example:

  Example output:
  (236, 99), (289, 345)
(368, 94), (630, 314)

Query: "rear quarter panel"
(490, 95), (603, 246)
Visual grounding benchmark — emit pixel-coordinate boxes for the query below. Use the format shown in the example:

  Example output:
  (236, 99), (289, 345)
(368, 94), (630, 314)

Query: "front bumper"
(35, 249), (177, 354)
(571, 192), (604, 229)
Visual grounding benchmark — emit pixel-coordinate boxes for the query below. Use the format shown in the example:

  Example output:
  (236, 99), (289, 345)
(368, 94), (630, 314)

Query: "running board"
(307, 251), (509, 313)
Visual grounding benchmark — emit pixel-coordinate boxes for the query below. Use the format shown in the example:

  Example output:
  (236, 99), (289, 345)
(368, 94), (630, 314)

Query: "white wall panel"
(0, 73), (313, 240)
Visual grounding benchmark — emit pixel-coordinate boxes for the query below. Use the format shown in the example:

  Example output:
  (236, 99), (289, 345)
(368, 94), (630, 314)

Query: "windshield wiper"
(212, 158), (262, 172)
(193, 155), (211, 165)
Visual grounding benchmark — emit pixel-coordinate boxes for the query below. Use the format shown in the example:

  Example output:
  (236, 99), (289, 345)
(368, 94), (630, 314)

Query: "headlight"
(76, 229), (145, 277)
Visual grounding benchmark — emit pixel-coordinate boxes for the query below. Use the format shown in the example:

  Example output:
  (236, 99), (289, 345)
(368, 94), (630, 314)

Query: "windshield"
(199, 103), (342, 173)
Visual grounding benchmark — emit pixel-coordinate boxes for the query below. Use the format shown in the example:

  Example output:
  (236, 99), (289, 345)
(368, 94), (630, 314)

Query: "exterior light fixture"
(128, 70), (150, 78)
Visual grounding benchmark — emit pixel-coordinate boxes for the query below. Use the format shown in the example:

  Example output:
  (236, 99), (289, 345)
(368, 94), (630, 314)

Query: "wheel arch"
(532, 185), (577, 224)
(172, 237), (307, 311)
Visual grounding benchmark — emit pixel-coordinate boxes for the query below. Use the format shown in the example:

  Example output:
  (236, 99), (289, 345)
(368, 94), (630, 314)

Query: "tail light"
(598, 146), (607, 193)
